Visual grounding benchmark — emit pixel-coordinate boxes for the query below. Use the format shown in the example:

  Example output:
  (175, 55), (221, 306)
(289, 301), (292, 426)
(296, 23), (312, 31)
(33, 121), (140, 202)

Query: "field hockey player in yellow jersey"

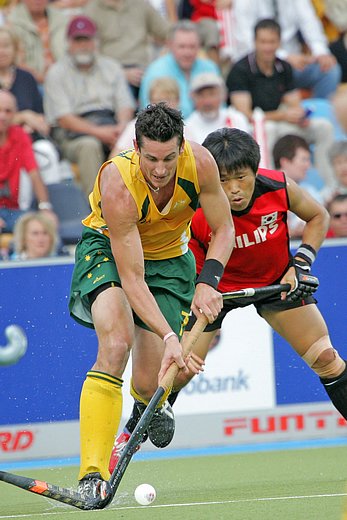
(69, 103), (234, 500)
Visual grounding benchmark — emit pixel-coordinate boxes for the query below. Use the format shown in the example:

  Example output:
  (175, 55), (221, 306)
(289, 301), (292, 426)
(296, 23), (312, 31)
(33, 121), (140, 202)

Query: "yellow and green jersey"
(83, 141), (200, 260)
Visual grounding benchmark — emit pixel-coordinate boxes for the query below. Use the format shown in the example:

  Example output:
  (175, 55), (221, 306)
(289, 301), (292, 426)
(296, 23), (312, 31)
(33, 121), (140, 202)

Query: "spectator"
(139, 20), (221, 118)
(7, 0), (68, 86)
(0, 0), (16, 25)
(212, 0), (257, 71)
(312, 0), (347, 43)
(332, 87), (347, 134)
(222, 0), (341, 99)
(260, 0), (341, 99)
(147, 77), (181, 107)
(0, 26), (63, 192)
(326, 193), (347, 237)
(329, 141), (347, 193)
(110, 77), (183, 156)
(185, 72), (250, 143)
(44, 15), (135, 198)
(84, 0), (169, 101)
(329, 34), (347, 83)
(273, 133), (323, 238)
(314, 0), (347, 84)
(226, 18), (335, 188)
(0, 90), (56, 233)
(49, 0), (88, 17)
(322, 140), (347, 202)
(183, 0), (222, 64)
(12, 211), (59, 260)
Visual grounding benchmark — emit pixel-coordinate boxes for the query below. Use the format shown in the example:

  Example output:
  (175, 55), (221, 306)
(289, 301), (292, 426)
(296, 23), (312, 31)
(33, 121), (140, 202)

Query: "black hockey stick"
(222, 283), (291, 300)
(0, 470), (98, 510)
(0, 314), (208, 511)
(105, 313), (208, 504)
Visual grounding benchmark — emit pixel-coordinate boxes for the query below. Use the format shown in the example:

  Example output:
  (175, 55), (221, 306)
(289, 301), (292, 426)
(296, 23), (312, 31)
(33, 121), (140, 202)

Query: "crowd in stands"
(1, 0), (347, 261)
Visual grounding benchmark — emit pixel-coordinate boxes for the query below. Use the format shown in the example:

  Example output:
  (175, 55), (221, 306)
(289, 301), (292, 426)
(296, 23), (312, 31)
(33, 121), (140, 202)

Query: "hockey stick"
(0, 470), (96, 509)
(222, 283), (291, 300)
(103, 313), (208, 507)
(0, 314), (208, 511)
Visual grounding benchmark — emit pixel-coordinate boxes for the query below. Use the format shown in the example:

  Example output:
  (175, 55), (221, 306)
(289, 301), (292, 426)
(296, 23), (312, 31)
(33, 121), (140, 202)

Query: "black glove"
(287, 259), (319, 302)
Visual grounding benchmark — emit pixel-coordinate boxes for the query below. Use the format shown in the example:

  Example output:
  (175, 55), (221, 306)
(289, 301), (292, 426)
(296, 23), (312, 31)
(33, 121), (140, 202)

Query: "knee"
(96, 335), (132, 375)
(302, 335), (345, 378)
(133, 378), (157, 402)
(329, 63), (342, 84)
(75, 136), (104, 158)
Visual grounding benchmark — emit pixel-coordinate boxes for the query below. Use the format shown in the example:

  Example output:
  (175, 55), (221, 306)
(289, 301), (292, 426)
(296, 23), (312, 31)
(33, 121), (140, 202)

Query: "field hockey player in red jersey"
(110, 127), (347, 473)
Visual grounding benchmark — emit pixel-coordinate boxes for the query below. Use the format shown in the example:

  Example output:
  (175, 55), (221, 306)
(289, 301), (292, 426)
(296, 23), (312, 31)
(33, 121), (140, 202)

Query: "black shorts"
(185, 290), (317, 332)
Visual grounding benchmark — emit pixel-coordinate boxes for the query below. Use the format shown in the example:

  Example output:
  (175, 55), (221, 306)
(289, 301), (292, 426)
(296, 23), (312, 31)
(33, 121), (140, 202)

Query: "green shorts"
(69, 228), (196, 337)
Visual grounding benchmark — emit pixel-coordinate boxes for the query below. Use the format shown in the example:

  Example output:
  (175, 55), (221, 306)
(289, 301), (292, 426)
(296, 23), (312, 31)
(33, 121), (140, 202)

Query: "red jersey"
(0, 126), (37, 209)
(189, 168), (291, 292)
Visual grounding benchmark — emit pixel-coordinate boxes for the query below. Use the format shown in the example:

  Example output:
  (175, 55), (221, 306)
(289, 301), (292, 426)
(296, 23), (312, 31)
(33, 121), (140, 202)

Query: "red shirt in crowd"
(0, 126), (37, 209)
(190, 0), (217, 21)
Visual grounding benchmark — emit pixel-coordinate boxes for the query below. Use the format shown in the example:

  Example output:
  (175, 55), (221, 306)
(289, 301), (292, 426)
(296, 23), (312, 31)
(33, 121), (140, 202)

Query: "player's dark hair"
(202, 127), (260, 176)
(273, 134), (310, 169)
(135, 102), (184, 149)
(254, 18), (281, 38)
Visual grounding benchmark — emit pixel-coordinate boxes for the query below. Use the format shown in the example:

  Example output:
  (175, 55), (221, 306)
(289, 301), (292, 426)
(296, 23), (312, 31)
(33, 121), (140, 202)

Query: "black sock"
(168, 390), (180, 406)
(124, 403), (141, 434)
(125, 390), (181, 435)
(320, 361), (347, 420)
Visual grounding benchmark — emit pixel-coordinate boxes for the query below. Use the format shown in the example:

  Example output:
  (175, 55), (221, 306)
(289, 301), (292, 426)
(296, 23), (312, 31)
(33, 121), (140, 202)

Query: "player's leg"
(77, 285), (134, 499)
(109, 327), (174, 474)
(262, 304), (347, 418)
(109, 253), (196, 472)
(131, 326), (177, 447)
(172, 329), (218, 392)
(69, 228), (134, 498)
(165, 329), (219, 412)
(108, 327), (218, 474)
(130, 279), (197, 447)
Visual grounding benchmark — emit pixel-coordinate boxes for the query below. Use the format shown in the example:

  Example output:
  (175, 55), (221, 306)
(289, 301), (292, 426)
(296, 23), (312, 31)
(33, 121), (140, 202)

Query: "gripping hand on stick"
(281, 258), (319, 302)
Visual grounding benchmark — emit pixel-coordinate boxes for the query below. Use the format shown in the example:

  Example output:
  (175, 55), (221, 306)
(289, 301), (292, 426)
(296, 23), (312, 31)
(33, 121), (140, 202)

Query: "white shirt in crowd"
(185, 106), (251, 144)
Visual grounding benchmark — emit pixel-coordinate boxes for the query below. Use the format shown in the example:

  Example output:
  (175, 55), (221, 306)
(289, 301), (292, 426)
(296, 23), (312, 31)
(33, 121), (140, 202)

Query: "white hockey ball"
(134, 483), (156, 505)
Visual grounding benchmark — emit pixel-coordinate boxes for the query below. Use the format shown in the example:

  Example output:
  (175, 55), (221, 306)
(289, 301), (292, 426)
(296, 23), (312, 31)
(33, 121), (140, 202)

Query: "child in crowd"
(325, 141), (347, 201)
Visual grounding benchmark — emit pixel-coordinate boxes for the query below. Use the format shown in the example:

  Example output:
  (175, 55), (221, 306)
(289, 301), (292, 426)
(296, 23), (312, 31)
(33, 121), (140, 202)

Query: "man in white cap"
(185, 72), (250, 144)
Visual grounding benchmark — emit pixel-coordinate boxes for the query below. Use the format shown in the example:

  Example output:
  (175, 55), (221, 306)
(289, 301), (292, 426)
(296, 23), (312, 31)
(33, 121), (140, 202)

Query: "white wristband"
(163, 331), (177, 343)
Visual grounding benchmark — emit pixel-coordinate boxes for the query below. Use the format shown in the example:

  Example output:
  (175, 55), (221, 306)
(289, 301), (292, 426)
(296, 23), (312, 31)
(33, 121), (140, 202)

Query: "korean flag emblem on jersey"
(261, 212), (278, 226)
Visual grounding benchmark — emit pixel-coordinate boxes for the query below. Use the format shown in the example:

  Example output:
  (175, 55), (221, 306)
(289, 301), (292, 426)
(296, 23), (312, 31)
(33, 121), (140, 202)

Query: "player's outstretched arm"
(286, 176), (329, 251)
(280, 176), (328, 299)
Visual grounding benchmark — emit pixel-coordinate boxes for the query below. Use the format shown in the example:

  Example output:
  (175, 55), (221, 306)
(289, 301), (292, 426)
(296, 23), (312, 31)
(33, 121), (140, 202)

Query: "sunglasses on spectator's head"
(332, 212), (347, 219)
